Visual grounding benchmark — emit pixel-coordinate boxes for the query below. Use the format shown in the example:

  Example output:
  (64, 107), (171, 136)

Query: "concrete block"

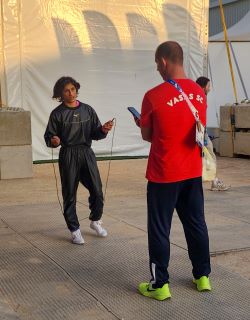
(0, 110), (32, 146)
(219, 131), (234, 157)
(0, 145), (33, 179)
(220, 105), (234, 132)
(235, 105), (250, 129)
(234, 132), (250, 156)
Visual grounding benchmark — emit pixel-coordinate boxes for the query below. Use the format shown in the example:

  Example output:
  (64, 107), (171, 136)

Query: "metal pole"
(218, 0), (238, 104)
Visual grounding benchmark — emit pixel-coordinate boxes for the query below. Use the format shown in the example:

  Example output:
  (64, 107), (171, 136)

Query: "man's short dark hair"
(196, 76), (210, 89)
(155, 41), (183, 65)
(53, 76), (80, 102)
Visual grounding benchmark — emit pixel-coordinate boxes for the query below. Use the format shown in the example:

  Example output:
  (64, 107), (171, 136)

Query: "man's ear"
(161, 57), (167, 68)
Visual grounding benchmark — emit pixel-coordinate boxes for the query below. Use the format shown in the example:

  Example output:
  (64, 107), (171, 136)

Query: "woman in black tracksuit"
(44, 76), (113, 244)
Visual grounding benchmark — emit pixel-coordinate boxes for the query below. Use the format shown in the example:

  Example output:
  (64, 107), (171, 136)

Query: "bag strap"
(167, 79), (200, 122)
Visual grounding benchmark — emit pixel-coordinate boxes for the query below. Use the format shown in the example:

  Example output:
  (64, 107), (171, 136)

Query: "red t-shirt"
(141, 79), (207, 183)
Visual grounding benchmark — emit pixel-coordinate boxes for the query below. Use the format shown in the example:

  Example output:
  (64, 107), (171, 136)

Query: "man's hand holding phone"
(128, 107), (141, 127)
(134, 117), (140, 127)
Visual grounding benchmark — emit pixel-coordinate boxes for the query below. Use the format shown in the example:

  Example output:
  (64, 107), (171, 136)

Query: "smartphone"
(127, 107), (141, 120)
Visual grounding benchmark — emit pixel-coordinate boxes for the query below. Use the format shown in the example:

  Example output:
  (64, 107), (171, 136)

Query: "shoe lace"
(217, 181), (227, 188)
(74, 233), (81, 239)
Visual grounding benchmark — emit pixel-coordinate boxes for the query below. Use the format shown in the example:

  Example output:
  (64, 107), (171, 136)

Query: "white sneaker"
(71, 229), (84, 245)
(90, 220), (107, 237)
(210, 178), (231, 191)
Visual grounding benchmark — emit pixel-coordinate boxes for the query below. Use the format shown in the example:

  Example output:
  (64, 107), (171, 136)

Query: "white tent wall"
(208, 9), (250, 128)
(0, 0), (209, 161)
(207, 42), (250, 128)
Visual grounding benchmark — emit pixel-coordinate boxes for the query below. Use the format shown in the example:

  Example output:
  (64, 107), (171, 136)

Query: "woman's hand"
(51, 136), (61, 147)
(102, 119), (114, 134)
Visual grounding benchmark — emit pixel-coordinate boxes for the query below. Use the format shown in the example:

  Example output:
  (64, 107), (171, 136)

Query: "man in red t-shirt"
(137, 41), (211, 300)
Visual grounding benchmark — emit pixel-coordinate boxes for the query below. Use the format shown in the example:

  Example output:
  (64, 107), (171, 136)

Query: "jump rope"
(52, 118), (117, 219)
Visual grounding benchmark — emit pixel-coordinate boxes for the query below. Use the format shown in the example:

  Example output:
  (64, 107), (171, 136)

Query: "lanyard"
(166, 79), (200, 122)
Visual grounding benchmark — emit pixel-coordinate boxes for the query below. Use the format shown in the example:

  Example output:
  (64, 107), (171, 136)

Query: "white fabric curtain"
(0, 0), (209, 161)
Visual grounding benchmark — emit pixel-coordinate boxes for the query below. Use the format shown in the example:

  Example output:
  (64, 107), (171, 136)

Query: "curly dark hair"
(52, 76), (80, 102)
(196, 76), (210, 89)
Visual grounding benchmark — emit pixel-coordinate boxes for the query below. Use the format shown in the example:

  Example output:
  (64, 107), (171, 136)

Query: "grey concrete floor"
(0, 157), (250, 320)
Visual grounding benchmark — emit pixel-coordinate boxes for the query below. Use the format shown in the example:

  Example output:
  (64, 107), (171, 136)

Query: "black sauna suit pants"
(59, 145), (103, 232)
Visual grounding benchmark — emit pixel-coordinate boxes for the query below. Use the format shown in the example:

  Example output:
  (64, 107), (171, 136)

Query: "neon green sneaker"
(138, 282), (171, 301)
(193, 276), (212, 292)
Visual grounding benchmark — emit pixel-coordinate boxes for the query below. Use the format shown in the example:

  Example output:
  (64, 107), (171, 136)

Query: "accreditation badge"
(196, 120), (205, 148)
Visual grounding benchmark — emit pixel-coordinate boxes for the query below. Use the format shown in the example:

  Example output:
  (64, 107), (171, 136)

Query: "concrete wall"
(234, 132), (250, 155)
(235, 105), (250, 128)
(0, 145), (33, 179)
(219, 104), (250, 157)
(0, 111), (32, 145)
(0, 109), (33, 179)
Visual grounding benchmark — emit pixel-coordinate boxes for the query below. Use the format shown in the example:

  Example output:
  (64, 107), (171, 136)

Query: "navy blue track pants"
(147, 177), (211, 288)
